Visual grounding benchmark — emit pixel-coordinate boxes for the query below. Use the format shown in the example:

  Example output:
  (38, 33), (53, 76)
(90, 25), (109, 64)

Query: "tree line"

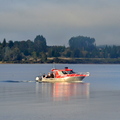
(0, 35), (120, 63)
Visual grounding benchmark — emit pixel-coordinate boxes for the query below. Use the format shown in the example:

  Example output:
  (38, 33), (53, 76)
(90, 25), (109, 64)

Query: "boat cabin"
(51, 67), (76, 78)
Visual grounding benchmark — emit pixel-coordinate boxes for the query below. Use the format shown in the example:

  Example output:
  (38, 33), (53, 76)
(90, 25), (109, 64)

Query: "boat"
(35, 67), (90, 82)
(36, 67), (90, 82)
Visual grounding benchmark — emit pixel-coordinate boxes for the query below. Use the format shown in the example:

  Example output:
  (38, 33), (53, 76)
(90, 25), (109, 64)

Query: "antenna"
(52, 63), (56, 69)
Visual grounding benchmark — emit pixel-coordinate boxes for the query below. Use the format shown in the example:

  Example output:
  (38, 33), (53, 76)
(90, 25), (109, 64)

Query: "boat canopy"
(51, 67), (75, 75)
(51, 67), (72, 71)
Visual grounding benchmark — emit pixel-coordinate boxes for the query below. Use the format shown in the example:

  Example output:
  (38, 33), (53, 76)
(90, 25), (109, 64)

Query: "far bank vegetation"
(1, 35), (120, 64)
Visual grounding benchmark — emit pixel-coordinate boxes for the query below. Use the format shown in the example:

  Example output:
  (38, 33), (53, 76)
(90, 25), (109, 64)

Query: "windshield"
(62, 70), (75, 74)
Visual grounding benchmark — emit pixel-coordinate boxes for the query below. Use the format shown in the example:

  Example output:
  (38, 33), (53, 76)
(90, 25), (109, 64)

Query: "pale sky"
(0, 0), (120, 46)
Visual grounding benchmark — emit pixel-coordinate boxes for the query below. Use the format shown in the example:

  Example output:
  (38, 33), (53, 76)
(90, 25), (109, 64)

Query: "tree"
(63, 48), (72, 57)
(72, 49), (81, 58)
(32, 51), (37, 59)
(40, 52), (47, 62)
(47, 46), (65, 57)
(8, 40), (14, 48)
(2, 47), (11, 61)
(69, 36), (95, 51)
(0, 45), (2, 60)
(2, 38), (7, 47)
(26, 40), (34, 55)
(11, 48), (23, 61)
(34, 35), (47, 54)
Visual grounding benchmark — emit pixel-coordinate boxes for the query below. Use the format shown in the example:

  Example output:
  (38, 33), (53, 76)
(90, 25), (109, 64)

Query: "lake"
(0, 64), (120, 120)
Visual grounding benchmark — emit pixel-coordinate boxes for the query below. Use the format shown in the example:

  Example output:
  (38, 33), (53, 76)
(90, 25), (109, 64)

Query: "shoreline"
(1, 58), (120, 64)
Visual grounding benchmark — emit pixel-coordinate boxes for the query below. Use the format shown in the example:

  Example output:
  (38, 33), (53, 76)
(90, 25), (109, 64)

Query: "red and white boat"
(35, 67), (90, 82)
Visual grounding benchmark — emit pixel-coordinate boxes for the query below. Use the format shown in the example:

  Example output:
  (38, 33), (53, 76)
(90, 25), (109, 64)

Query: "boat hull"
(36, 76), (85, 82)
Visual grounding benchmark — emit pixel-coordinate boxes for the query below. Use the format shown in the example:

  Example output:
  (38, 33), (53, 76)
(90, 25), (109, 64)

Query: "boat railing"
(76, 72), (90, 76)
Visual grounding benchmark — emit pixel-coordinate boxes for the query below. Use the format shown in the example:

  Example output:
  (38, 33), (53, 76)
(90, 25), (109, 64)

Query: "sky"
(0, 0), (120, 46)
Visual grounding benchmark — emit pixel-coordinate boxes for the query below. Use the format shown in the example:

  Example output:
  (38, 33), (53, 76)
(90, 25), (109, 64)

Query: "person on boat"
(50, 72), (54, 78)
(46, 72), (54, 78)
(46, 72), (51, 78)
(42, 74), (46, 78)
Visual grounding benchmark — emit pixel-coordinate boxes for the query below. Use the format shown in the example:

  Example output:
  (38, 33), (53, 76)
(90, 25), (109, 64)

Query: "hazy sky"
(0, 0), (120, 46)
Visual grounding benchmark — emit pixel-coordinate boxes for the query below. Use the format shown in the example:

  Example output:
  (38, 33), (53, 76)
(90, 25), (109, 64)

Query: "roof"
(51, 68), (73, 72)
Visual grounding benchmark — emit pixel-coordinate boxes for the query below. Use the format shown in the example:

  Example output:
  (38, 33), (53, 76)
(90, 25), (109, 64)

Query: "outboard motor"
(35, 76), (42, 82)
(35, 77), (39, 82)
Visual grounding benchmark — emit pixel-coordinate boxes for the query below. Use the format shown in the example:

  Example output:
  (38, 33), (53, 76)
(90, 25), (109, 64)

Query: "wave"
(0, 80), (35, 83)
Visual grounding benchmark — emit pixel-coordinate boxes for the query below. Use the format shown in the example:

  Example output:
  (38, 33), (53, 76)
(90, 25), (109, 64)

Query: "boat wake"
(0, 80), (35, 83)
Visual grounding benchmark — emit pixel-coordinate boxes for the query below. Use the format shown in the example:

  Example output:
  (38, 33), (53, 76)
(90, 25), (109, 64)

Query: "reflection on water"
(52, 82), (90, 101)
(36, 82), (90, 101)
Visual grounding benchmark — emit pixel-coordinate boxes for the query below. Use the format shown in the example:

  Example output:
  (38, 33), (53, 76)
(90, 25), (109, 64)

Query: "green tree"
(2, 38), (7, 47)
(69, 36), (95, 51)
(32, 51), (37, 59)
(26, 40), (34, 55)
(40, 52), (47, 62)
(63, 48), (72, 57)
(47, 46), (65, 57)
(34, 35), (47, 55)
(8, 40), (14, 48)
(11, 48), (23, 61)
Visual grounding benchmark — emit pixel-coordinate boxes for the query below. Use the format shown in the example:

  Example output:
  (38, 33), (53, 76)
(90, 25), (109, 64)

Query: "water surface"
(0, 64), (120, 120)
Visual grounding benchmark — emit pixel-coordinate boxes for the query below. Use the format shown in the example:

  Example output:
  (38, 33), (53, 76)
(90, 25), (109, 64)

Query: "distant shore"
(1, 58), (120, 64)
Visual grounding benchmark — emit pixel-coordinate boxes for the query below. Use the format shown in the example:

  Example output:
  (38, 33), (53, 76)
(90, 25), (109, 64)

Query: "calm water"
(0, 64), (120, 120)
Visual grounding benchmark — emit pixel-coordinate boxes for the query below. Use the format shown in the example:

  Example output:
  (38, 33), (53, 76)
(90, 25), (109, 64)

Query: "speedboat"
(35, 67), (90, 82)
